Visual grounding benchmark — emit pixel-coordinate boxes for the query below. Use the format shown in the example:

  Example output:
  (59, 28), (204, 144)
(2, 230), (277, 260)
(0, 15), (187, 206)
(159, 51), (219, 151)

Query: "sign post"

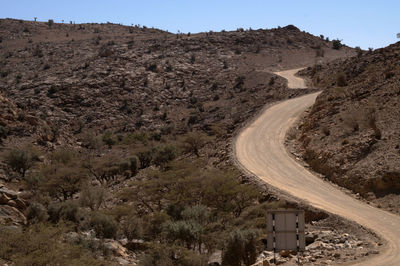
(267, 210), (305, 265)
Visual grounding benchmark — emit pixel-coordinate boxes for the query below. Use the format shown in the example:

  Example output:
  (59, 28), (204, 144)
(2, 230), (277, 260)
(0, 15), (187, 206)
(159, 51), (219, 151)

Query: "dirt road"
(235, 71), (400, 265)
(274, 68), (307, 88)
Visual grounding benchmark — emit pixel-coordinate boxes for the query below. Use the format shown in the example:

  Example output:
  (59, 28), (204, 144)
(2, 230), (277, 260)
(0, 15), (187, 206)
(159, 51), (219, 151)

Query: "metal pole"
(272, 213), (276, 265)
(296, 213), (300, 265)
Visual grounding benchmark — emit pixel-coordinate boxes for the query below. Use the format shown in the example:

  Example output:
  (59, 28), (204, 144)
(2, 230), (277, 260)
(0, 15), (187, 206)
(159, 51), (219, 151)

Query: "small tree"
(79, 185), (106, 210)
(222, 229), (260, 266)
(102, 131), (116, 148)
(153, 145), (179, 169)
(89, 212), (118, 239)
(4, 146), (36, 177)
(41, 164), (87, 201)
(183, 132), (209, 157)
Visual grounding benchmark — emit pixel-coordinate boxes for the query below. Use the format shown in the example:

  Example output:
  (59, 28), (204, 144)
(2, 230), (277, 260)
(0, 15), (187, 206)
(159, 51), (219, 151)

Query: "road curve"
(235, 72), (400, 265)
(274, 68), (307, 89)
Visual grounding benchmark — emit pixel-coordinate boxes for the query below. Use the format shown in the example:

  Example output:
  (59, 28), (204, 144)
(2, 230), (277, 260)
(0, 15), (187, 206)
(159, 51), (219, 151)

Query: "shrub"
(222, 229), (260, 266)
(332, 39), (342, 50)
(188, 114), (199, 125)
(0, 125), (9, 143)
(47, 19), (54, 27)
(3, 146), (37, 177)
(81, 132), (102, 149)
(89, 212), (118, 239)
(98, 45), (113, 57)
(129, 156), (139, 176)
(83, 154), (128, 183)
(0, 224), (103, 265)
(48, 201), (80, 223)
(183, 132), (209, 157)
(123, 215), (144, 241)
(50, 148), (76, 165)
(153, 145), (179, 169)
(26, 203), (49, 224)
(41, 165), (87, 201)
(102, 131), (116, 148)
(162, 220), (202, 249)
(138, 149), (154, 169)
(234, 75), (245, 91)
(355, 46), (363, 57)
(146, 63), (157, 72)
(79, 185), (106, 211)
(336, 73), (347, 87)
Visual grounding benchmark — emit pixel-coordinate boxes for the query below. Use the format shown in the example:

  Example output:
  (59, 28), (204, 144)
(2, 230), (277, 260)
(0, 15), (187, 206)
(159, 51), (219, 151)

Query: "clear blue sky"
(1, 0), (399, 49)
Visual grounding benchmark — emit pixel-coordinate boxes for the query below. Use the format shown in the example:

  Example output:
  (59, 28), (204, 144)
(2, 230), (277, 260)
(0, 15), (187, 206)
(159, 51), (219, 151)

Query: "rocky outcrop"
(0, 184), (27, 225)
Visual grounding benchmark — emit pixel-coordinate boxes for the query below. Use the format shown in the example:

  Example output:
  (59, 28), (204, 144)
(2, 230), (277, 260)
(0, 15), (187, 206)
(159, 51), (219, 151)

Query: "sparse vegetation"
(0, 18), (358, 265)
(3, 145), (38, 178)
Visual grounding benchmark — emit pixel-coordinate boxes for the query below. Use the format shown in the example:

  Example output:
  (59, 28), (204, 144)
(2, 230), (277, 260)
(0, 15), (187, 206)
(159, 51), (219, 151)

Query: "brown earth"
(294, 42), (400, 215)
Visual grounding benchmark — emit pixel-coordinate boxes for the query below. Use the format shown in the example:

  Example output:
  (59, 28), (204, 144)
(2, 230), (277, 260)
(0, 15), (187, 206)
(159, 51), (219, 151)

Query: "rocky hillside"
(296, 42), (400, 214)
(0, 19), (370, 265)
(0, 19), (354, 147)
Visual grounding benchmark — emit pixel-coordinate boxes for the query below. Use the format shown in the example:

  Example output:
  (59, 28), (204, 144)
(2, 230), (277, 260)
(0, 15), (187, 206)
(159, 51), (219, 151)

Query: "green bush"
(89, 212), (118, 239)
(102, 131), (116, 148)
(0, 224), (104, 265)
(222, 229), (260, 266)
(332, 39), (342, 50)
(139, 243), (207, 266)
(79, 185), (106, 211)
(48, 201), (80, 223)
(3, 146), (37, 177)
(26, 203), (49, 224)
(162, 220), (201, 248)
(40, 164), (87, 201)
(153, 145), (179, 169)
(183, 132), (208, 157)
(138, 149), (154, 169)
(123, 215), (144, 241)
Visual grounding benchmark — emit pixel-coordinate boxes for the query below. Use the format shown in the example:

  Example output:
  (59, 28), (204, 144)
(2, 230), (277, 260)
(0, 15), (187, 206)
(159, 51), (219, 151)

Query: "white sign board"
(267, 210), (305, 251)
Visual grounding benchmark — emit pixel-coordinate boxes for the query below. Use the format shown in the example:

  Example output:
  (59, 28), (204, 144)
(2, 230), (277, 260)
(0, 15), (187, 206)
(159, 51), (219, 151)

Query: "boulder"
(0, 205), (27, 225)
(104, 240), (129, 258)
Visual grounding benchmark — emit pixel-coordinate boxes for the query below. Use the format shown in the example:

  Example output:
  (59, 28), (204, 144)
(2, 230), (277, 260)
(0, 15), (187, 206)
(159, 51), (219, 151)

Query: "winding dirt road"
(235, 70), (400, 265)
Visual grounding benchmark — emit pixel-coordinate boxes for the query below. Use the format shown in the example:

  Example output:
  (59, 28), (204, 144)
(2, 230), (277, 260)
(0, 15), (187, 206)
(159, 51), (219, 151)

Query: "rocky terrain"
(291, 42), (400, 215)
(0, 18), (379, 266)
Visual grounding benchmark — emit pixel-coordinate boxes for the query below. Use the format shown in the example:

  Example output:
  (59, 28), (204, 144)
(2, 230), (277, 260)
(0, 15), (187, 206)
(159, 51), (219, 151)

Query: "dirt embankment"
(294, 42), (400, 214)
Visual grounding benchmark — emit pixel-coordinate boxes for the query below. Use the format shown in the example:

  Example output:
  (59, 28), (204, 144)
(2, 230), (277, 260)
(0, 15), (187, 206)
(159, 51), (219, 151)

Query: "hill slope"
(296, 42), (400, 214)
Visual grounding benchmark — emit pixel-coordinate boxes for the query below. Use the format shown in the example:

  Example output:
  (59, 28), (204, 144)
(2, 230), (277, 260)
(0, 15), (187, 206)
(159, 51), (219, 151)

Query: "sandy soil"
(235, 70), (400, 265)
